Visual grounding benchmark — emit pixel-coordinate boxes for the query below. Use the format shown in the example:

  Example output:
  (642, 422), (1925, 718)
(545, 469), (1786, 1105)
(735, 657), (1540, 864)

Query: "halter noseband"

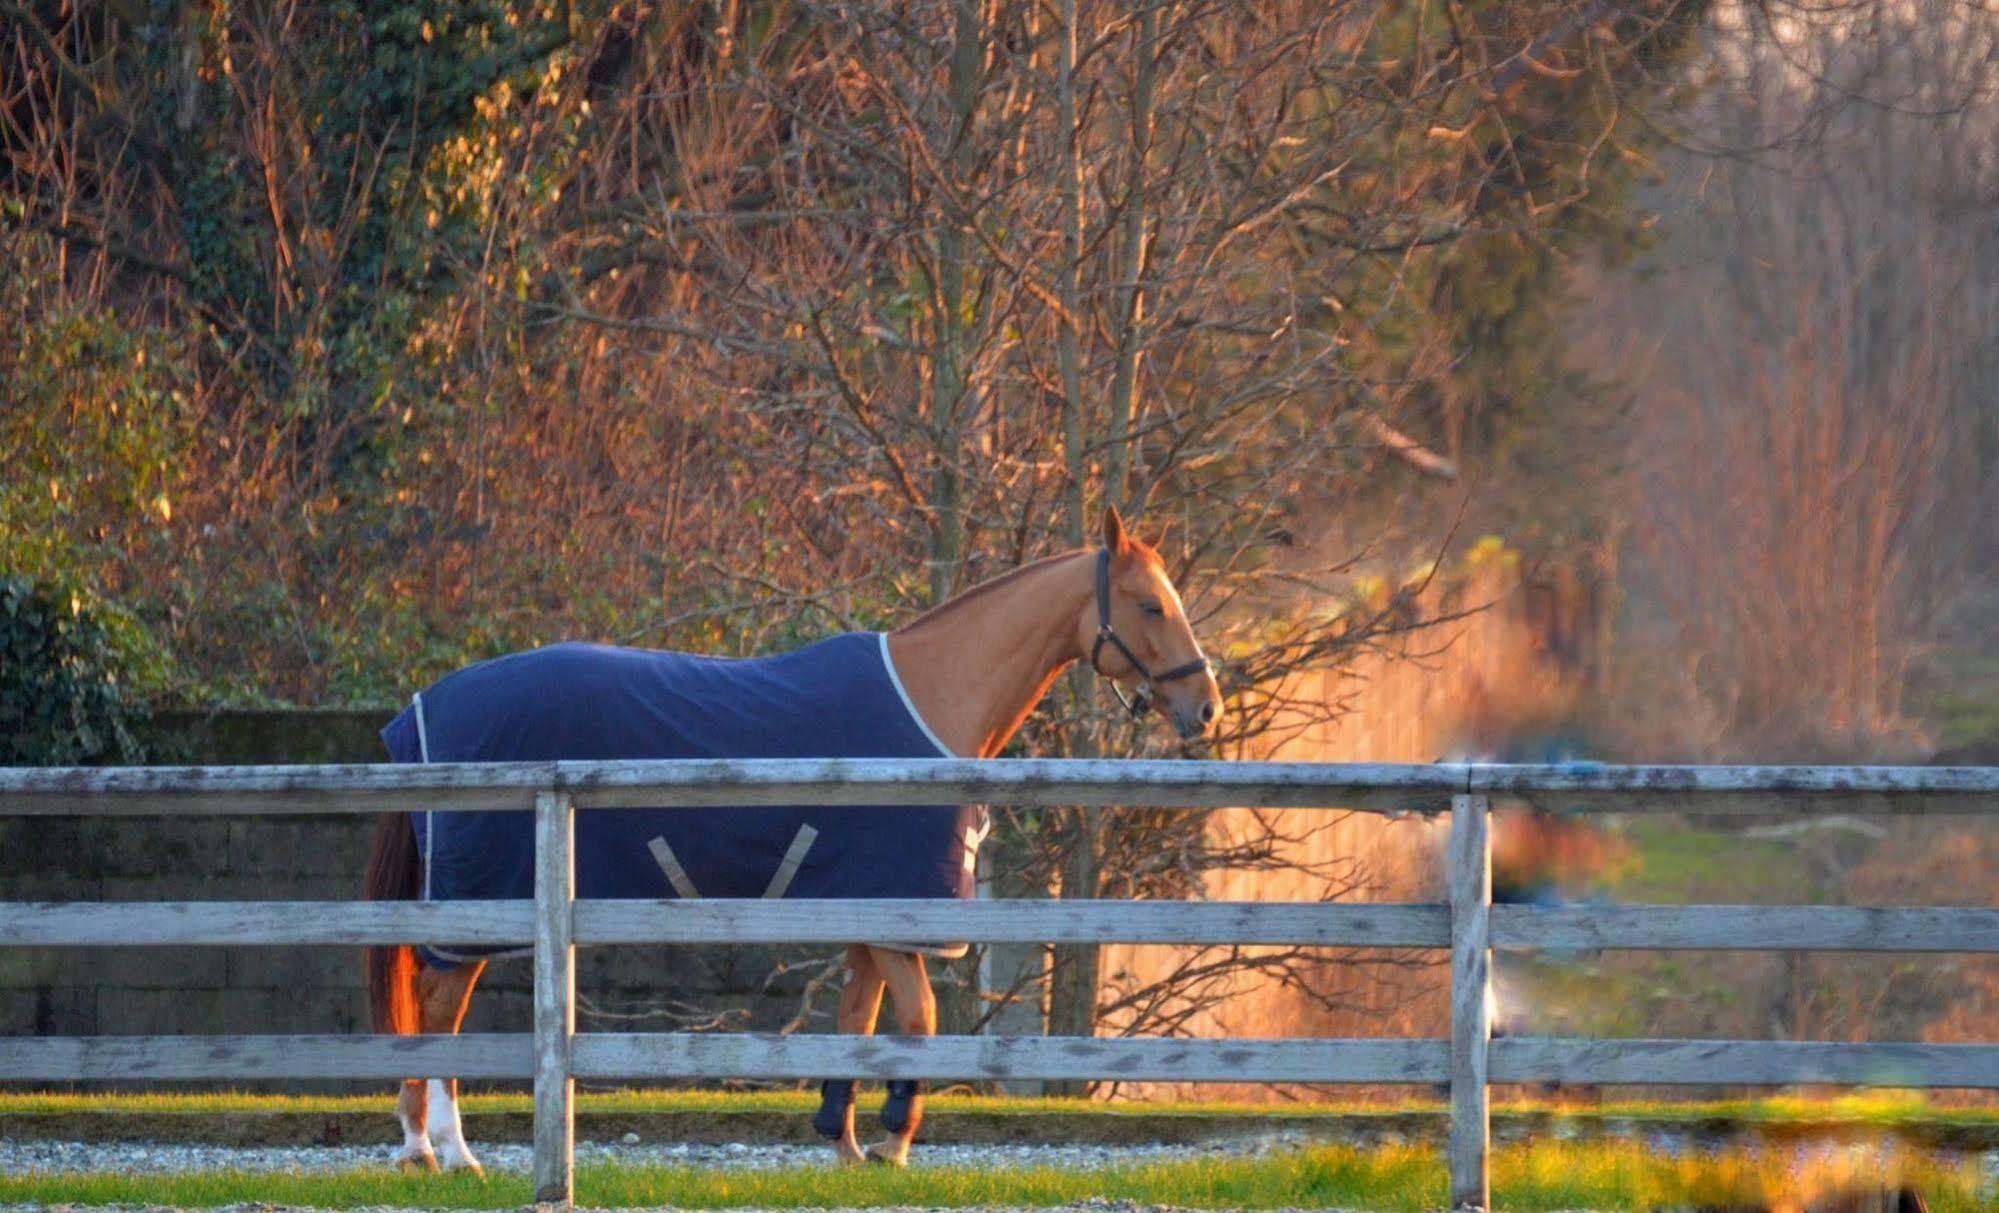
(1090, 547), (1212, 719)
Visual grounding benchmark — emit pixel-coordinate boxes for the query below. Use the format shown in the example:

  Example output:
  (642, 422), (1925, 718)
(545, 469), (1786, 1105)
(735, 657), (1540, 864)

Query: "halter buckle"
(1108, 678), (1152, 720)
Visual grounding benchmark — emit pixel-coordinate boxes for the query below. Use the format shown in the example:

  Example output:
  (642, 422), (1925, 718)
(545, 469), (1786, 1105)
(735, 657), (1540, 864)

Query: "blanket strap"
(647, 836), (703, 899)
(762, 824), (819, 899)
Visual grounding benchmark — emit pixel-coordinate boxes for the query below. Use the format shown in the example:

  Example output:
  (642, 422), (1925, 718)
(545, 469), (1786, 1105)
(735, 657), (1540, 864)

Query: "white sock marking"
(393, 1100), (433, 1167)
(427, 1078), (481, 1172)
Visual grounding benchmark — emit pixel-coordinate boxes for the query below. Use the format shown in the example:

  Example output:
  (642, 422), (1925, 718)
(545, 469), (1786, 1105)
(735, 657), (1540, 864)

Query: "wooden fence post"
(1449, 792), (1492, 1212)
(533, 790), (576, 1210)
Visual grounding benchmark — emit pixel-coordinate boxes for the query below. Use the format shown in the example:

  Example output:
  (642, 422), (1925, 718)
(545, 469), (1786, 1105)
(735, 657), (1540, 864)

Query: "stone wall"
(1, 710), (837, 1090)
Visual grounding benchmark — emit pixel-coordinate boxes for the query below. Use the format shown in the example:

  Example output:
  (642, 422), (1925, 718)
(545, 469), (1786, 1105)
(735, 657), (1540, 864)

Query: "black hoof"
(813, 1080), (855, 1140)
(880, 1079), (922, 1135)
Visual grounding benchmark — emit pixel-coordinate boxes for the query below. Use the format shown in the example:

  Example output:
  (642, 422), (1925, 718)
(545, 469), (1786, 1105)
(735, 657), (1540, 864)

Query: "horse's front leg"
(864, 946), (934, 1168)
(408, 959), (487, 1175)
(815, 945), (884, 1165)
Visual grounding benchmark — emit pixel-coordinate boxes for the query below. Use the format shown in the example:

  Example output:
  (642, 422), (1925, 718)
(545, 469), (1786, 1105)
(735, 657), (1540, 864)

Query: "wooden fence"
(3, 758), (1999, 1212)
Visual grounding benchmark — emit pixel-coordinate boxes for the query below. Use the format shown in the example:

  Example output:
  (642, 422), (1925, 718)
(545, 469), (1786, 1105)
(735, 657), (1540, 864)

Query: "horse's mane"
(896, 542), (1162, 633)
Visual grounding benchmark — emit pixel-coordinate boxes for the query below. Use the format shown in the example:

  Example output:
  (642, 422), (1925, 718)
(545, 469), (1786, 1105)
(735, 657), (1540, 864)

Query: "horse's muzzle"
(1167, 693), (1220, 740)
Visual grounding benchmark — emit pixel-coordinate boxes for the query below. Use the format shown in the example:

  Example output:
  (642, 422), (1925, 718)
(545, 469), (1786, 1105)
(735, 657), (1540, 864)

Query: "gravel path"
(0, 1133), (1314, 1177)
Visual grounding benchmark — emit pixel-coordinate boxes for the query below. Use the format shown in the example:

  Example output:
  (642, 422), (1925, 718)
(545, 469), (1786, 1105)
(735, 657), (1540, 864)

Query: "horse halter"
(1090, 547), (1212, 719)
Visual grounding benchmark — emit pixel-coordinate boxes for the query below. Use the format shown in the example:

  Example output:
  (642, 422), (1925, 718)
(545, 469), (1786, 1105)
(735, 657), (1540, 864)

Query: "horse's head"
(1082, 506), (1224, 741)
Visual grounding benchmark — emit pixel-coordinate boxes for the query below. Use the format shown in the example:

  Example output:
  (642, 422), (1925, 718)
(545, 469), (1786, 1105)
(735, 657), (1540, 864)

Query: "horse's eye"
(1140, 600), (1165, 618)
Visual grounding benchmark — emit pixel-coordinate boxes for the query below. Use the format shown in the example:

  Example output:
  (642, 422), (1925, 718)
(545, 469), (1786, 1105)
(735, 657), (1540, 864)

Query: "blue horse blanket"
(381, 633), (982, 964)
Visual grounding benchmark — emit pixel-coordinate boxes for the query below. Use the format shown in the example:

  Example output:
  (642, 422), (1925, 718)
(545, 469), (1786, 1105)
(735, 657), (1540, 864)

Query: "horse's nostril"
(1200, 701), (1216, 725)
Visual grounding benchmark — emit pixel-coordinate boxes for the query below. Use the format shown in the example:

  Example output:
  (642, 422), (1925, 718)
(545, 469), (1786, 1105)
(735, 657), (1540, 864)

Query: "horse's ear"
(1101, 505), (1131, 556)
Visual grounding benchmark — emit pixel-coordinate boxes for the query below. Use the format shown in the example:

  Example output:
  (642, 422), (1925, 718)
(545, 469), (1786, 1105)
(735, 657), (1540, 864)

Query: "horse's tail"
(363, 813), (422, 1035)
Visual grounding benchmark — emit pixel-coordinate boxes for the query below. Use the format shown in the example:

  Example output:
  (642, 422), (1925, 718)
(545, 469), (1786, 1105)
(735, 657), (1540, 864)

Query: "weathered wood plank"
(533, 792), (576, 1209)
(4, 759), (1994, 817)
(572, 899), (1449, 948)
(0, 1034), (530, 1081)
(19, 1032), (1991, 1089)
(0, 758), (1465, 816)
(1490, 1038), (1999, 1088)
(0, 1031), (1447, 1085)
(0, 900), (535, 946)
(1448, 794), (1491, 1213)
(42, 898), (1999, 956)
(19, 898), (1999, 960)
(1494, 905), (1999, 954)
(0, 762), (555, 815)
(0, 897), (1444, 949)
(1472, 763), (1999, 816)
(570, 1033), (1449, 1084)
(557, 758), (1468, 814)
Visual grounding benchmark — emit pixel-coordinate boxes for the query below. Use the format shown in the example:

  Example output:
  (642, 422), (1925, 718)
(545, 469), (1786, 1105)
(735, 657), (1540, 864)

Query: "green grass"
(0, 1142), (1982, 1210)
(1909, 650), (1999, 750)
(10, 1087), (1998, 1126)
(1605, 819), (1819, 905)
(0, 1087), (1390, 1119)
(1582, 1092), (1999, 1126)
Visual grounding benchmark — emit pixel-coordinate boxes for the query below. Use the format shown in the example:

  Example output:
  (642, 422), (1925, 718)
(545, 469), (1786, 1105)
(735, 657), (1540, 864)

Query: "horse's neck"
(886, 551), (1094, 758)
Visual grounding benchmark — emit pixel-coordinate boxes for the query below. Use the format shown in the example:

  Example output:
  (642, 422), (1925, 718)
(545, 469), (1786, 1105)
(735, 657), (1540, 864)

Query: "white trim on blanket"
(412, 690), (513, 963)
(413, 692), (433, 905)
(878, 628), (970, 959)
(877, 632), (954, 758)
(413, 691), (431, 763)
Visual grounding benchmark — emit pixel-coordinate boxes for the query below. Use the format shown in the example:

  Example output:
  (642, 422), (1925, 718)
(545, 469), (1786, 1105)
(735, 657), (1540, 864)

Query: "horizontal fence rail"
(1491, 905), (1999, 953)
(15, 1032), (1999, 1090)
(1486, 1039), (1999, 1088)
(0, 1034), (539, 1081)
(19, 899), (1999, 953)
(0, 758), (1469, 815)
(5, 757), (1998, 816)
(0, 899), (1450, 948)
(4, 759), (1999, 1212)
(0, 1032), (1452, 1085)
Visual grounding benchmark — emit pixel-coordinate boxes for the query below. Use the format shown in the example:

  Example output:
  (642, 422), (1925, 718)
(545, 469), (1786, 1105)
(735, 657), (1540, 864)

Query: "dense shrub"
(0, 577), (147, 767)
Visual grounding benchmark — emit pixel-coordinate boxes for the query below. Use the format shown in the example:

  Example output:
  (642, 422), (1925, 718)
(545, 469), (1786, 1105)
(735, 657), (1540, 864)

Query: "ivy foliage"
(0, 577), (148, 767)
(152, 1), (575, 460)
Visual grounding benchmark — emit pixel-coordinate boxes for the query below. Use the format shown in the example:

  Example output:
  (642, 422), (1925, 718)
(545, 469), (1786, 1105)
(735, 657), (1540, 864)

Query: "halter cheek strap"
(1090, 547), (1212, 719)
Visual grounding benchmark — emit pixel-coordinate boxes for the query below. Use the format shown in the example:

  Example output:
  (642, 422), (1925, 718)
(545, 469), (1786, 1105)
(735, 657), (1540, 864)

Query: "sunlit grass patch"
(1588, 1090), (1999, 1126)
(0, 1087), (1365, 1119)
(0, 1140), (1984, 1211)
(1610, 818), (1819, 904)
(1562, 1140), (1982, 1212)
(13, 1086), (1999, 1133)
(11, 1086), (1997, 1123)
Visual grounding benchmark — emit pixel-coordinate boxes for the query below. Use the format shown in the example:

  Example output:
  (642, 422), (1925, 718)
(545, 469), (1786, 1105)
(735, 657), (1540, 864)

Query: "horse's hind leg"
(864, 947), (934, 1168)
(405, 959), (488, 1175)
(819, 945), (885, 1165)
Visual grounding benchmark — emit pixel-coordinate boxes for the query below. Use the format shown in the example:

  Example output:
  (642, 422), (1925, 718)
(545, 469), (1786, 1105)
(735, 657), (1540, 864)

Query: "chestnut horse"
(362, 508), (1222, 1173)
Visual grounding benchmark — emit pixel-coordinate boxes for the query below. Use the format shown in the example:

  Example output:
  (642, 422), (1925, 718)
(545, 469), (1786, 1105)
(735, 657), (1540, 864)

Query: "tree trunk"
(1042, 0), (1100, 1094)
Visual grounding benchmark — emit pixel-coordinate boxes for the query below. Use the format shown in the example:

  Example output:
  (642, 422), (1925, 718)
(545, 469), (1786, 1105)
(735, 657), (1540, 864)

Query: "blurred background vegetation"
(1, 0), (1710, 716)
